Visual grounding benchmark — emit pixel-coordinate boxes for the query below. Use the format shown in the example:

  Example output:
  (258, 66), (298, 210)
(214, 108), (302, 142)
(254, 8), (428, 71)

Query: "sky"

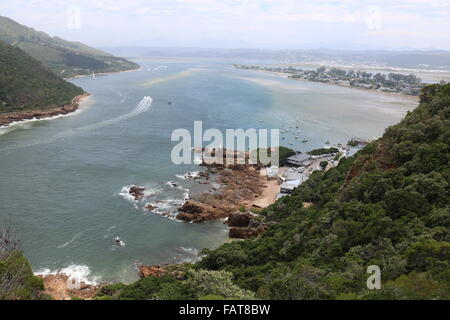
(1, 0), (450, 50)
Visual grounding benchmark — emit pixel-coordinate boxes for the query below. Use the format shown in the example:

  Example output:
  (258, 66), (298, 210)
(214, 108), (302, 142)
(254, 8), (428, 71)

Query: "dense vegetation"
(307, 147), (339, 156)
(100, 83), (449, 300)
(0, 229), (47, 300)
(96, 269), (255, 300)
(3, 84), (449, 300)
(0, 15), (139, 77)
(196, 83), (450, 299)
(0, 41), (84, 113)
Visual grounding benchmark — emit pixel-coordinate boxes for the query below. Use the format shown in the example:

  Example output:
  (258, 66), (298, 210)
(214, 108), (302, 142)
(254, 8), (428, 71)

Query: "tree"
(0, 227), (45, 300)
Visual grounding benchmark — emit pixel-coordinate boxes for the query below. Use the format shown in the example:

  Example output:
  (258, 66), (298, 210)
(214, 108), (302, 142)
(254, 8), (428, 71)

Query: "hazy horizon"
(1, 0), (449, 51)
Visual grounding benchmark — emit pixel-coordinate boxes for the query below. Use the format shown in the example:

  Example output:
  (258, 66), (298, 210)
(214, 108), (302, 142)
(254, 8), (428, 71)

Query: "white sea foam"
(0, 108), (84, 136)
(83, 96), (152, 131)
(175, 171), (201, 180)
(119, 186), (138, 203)
(118, 184), (161, 203)
(34, 264), (100, 285)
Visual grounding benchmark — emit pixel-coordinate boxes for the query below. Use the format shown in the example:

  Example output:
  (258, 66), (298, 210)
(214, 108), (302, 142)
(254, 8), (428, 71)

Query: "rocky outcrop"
(39, 273), (99, 300)
(226, 213), (252, 227)
(138, 264), (185, 280)
(177, 200), (229, 223)
(176, 159), (266, 224)
(0, 93), (89, 127)
(138, 265), (168, 278)
(129, 186), (146, 201)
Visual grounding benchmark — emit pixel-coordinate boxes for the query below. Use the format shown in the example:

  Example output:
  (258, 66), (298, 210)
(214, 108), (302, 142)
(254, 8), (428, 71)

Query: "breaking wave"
(34, 264), (100, 285)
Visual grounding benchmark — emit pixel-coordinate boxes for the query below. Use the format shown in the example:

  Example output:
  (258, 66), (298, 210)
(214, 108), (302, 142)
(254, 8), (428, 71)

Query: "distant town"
(233, 64), (433, 96)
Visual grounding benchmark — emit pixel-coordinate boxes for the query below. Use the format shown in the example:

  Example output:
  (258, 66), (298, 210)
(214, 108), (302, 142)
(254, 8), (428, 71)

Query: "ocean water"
(0, 58), (417, 284)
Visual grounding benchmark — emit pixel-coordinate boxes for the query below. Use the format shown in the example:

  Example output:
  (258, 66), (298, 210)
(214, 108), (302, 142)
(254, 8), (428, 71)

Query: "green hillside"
(0, 40), (84, 114)
(0, 229), (47, 300)
(98, 83), (449, 300)
(2, 84), (448, 300)
(0, 16), (139, 78)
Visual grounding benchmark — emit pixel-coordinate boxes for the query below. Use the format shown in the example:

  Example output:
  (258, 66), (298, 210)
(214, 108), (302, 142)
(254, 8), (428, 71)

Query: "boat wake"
(74, 96), (152, 132)
(57, 231), (86, 248)
(1, 96), (152, 151)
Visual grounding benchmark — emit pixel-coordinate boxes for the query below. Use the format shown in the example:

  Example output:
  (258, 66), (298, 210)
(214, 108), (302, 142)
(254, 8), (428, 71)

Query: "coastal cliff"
(0, 15), (140, 78)
(0, 40), (85, 118)
(0, 93), (90, 127)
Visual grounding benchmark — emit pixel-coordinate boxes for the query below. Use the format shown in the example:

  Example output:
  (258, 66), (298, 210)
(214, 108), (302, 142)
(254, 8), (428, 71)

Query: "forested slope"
(197, 83), (450, 300)
(0, 40), (84, 114)
(0, 16), (139, 78)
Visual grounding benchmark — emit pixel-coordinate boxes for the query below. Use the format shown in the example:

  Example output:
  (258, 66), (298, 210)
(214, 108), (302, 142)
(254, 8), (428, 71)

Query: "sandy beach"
(67, 67), (142, 80)
(250, 177), (280, 209)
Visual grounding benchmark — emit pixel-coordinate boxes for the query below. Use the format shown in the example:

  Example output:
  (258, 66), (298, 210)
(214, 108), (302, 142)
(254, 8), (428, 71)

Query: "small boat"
(113, 236), (125, 247)
(168, 101), (172, 105)
(259, 120), (264, 122)
(302, 138), (308, 143)
(325, 140), (330, 145)
(92, 72), (96, 80)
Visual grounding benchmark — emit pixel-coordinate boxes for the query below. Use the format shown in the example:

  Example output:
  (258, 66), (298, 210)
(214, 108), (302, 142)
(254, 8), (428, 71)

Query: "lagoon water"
(0, 58), (417, 283)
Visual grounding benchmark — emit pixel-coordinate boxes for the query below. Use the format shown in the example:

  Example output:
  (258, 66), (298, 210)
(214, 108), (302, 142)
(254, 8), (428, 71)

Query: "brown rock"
(129, 186), (146, 201)
(144, 204), (158, 211)
(138, 265), (167, 278)
(138, 264), (186, 280)
(177, 200), (228, 223)
(226, 213), (252, 227)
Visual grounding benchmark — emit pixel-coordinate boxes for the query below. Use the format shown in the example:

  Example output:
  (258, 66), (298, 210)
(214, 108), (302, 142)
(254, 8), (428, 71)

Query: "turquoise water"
(0, 58), (416, 283)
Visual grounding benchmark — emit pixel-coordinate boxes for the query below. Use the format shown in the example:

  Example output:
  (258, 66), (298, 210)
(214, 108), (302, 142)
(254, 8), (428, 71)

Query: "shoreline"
(67, 67), (142, 80)
(235, 67), (420, 102)
(0, 93), (91, 128)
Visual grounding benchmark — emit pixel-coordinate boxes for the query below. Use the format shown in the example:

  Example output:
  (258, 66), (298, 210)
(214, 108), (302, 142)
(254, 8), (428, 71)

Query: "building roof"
(286, 153), (311, 166)
(280, 182), (297, 191)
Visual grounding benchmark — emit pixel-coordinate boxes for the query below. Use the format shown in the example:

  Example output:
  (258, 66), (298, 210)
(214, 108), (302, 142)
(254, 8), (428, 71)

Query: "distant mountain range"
(101, 46), (450, 71)
(0, 40), (84, 114)
(0, 16), (139, 78)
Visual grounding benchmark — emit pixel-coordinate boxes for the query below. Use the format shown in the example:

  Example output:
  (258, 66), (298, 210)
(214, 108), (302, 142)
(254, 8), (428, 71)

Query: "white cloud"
(0, 0), (449, 49)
